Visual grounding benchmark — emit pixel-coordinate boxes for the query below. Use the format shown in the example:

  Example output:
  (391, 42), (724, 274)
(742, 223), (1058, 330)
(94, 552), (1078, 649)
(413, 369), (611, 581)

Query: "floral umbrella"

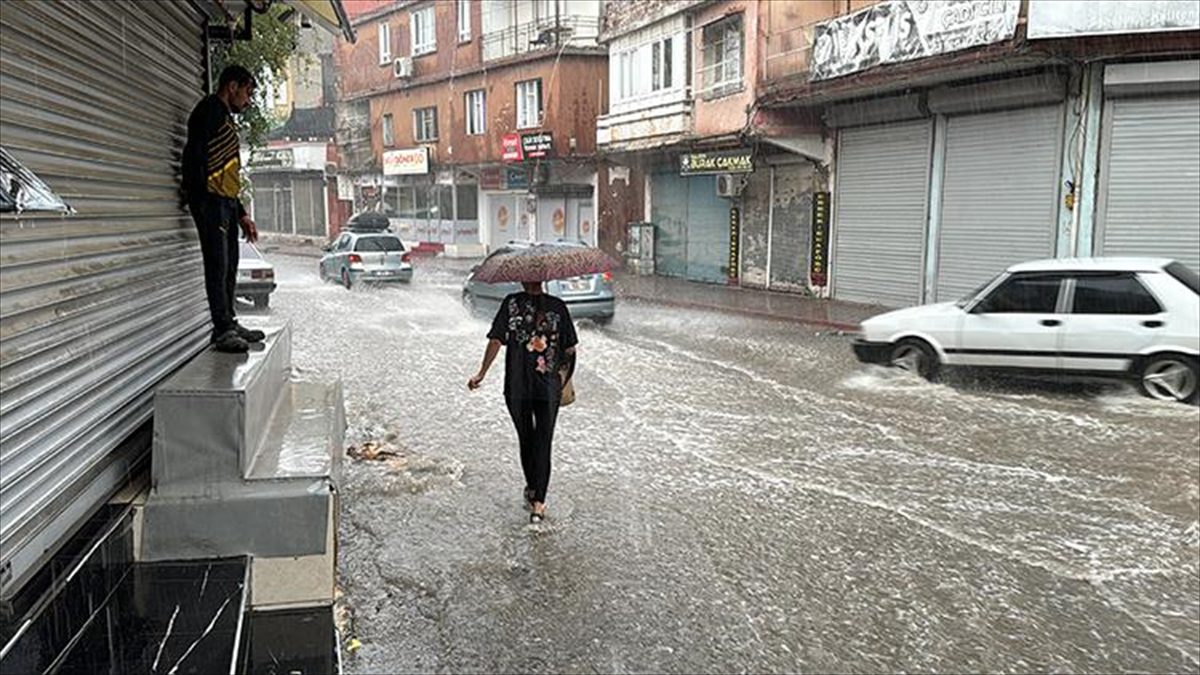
(472, 243), (618, 283)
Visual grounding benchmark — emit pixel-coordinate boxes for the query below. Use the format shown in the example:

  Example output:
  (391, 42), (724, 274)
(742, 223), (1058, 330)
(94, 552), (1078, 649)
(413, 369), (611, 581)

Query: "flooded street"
(267, 253), (1198, 674)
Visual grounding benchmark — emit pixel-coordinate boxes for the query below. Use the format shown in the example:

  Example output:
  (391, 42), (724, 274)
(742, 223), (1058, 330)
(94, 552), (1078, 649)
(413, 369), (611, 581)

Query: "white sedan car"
(853, 258), (1200, 403)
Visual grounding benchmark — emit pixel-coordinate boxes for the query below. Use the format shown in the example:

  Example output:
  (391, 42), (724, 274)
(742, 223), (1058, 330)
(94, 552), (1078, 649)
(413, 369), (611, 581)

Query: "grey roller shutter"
(833, 120), (932, 306)
(1097, 94), (1200, 272)
(0, 0), (208, 596)
(934, 105), (1063, 302)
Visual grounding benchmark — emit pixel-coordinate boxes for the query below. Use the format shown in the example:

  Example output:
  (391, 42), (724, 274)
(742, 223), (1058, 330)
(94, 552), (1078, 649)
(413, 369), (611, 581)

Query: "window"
(976, 275), (1063, 314)
(458, 0), (471, 42)
(381, 113), (395, 146)
(652, 38), (672, 91)
(411, 5), (436, 56)
(614, 36), (677, 102)
(701, 15), (743, 96)
(465, 89), (486, 135)
(1165, 262), (1199, 295)
(1071, 275), (1163, 315)
(516, 79), (543, 129)
(413, 107), (438, 142)
(378, 22), (392, 64)
(355, 236), (405, 252)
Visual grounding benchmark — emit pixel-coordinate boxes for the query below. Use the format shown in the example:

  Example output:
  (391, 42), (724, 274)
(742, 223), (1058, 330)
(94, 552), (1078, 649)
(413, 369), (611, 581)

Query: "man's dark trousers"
(191, 196), (240, 338)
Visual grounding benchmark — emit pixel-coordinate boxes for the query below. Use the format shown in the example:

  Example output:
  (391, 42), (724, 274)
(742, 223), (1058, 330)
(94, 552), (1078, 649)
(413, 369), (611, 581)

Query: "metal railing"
(481, 15), (601, 62)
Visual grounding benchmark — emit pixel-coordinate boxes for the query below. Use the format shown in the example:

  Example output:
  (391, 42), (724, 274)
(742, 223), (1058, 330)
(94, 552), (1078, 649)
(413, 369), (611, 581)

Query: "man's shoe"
(213, 330), (250, 353)
(232, 323), (266, 343)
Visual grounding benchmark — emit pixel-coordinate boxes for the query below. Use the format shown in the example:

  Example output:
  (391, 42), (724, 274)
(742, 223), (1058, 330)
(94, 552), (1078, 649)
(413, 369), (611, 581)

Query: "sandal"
(529, 511), (546, 524)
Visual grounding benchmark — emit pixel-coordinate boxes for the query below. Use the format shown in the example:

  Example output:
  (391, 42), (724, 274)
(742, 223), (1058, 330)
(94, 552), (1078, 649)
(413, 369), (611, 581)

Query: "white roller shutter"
(1097, 94), (1200, 272)
(1, 0), (209, 597)
(934, 105), (1064, 301)
(833, 120), (932, 306)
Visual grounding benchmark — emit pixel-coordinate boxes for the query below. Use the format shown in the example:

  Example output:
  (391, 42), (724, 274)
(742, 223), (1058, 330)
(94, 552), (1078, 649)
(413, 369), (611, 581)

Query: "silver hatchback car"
(462, 241), (616, 324)
(319, 231), (413, 288)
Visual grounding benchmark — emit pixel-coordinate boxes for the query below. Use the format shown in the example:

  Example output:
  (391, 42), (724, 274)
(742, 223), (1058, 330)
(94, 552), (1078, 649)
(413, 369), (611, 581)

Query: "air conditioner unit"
(393, 57), (413, 79)
(715, 173), (745, 198)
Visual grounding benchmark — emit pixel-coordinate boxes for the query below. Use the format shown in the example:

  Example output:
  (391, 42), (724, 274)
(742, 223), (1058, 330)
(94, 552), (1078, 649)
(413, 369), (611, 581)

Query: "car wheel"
(1139, 355), (1199, 404)
(594, 315), (614, 326)
(462, 291), (477, 315)
(318, 264), (327, 282)
(254, 295), (270, 309)
(889, 339), (939, 381)
(341, 268), (352, 289)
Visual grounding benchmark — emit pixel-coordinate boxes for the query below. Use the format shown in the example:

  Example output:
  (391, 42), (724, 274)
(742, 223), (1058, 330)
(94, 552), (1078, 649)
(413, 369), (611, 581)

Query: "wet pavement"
(259, 253), (1199, 674)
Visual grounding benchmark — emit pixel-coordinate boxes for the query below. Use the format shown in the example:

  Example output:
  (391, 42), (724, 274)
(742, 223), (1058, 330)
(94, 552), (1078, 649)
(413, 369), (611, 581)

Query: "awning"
(196, 0), (356, 43)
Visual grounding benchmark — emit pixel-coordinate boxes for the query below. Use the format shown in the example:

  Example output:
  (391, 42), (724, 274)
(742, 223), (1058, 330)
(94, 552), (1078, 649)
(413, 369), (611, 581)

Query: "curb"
(620, 294), (862, 332)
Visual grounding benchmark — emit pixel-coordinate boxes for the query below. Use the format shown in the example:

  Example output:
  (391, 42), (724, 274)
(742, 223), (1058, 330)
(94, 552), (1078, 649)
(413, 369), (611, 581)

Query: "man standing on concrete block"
(182, 65), (267, 353)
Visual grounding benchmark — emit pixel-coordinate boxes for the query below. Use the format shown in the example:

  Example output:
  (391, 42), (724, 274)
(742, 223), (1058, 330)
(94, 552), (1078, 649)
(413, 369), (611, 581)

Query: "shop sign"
(810, 0), (1019, 82)
(480, 167), (503, 190)
(1028, 0), (1199, 39)
(504, 166), (529, 190)
(250, 148), (294, 169)
(521, 132), (553, 159)
(680, 149), (754, 176)
(502, 133), (524, 162)
(436, 169), (454, 185)
(810, 192), (831, 286)
(383, 148), (429, 175)
(728, 206), (740, 281)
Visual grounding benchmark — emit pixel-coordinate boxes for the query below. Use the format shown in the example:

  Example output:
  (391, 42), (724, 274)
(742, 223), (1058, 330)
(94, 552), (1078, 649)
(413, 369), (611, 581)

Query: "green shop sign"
(679, 149), (754, 176)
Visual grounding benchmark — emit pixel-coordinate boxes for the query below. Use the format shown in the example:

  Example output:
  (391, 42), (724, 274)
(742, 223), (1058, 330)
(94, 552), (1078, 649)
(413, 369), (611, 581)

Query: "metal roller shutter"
(651, 172), (688, 278)
(833, 120), (932, 306)
(934, 105), (1064, 302)
(0, 0), (208, 596)
(1097, 94), (1200, 272)
(685, 175), (730, 284)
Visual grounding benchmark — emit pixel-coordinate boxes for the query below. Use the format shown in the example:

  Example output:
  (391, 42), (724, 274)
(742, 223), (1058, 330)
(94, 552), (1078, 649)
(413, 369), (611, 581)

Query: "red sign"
(501, 133), (524, 162)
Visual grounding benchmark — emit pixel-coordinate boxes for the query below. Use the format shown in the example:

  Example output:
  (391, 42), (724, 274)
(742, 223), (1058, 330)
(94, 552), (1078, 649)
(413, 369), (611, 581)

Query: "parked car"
(236, 240), (275, 309)
(852, 258), (1200, 403)
(319, 231), (413, 288)
(462, 241), (616, 324)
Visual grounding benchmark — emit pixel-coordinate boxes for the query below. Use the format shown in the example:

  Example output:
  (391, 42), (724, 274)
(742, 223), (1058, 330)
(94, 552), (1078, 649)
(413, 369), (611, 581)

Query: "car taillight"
(602, 271), (613, 283)
(349, 254), (363, 264)
(251, 270), (264, 279)
(401, 252), (411, 263)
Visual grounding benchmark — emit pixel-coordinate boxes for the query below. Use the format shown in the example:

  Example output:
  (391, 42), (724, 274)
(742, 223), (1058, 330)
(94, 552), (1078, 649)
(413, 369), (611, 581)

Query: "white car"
(235, 240), (275, 309)
(853, 258), (1200, 403)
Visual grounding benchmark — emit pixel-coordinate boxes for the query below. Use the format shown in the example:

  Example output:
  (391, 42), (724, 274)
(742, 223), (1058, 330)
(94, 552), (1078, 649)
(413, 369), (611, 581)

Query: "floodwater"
(262, 252), (1199, 674)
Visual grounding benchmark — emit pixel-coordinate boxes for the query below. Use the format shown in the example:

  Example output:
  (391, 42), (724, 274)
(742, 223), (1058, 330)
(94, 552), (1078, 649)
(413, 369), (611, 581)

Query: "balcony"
(597, 90), (693, 153)
(481, 16), (601, 62)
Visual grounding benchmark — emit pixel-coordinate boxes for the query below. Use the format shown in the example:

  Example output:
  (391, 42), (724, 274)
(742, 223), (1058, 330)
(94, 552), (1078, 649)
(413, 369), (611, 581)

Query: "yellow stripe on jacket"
(205, 118), (241, 199)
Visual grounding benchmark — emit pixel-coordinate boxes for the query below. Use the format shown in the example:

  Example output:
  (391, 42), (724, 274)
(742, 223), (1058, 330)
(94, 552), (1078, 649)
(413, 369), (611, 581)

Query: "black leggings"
(505, 396), (560, 503)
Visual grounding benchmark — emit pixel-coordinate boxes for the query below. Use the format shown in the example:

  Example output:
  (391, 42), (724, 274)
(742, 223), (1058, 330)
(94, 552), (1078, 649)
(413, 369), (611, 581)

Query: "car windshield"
(239, 242), (262, 260)
(355, 236), (404, 252)
(1164, 261), (1199, 295)
(956, 273), (1003, 307)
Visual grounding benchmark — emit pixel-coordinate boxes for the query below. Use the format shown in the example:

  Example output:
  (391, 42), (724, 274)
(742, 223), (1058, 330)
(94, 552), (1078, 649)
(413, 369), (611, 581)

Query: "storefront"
(829, 72), (1069, 306)
(648, 148), (750, 285)
(739, 155), (815, 293)
(249, 144), (333, 237)
(480, 133), (597, 251)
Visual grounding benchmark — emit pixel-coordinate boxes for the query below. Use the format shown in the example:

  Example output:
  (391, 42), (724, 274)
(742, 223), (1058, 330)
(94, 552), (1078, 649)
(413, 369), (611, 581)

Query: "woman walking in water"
(468, 281), (576, 523)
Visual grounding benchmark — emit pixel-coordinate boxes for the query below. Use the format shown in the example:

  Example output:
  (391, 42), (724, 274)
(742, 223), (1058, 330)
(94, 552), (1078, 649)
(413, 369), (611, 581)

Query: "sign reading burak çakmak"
(679, 148), (754, 176)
